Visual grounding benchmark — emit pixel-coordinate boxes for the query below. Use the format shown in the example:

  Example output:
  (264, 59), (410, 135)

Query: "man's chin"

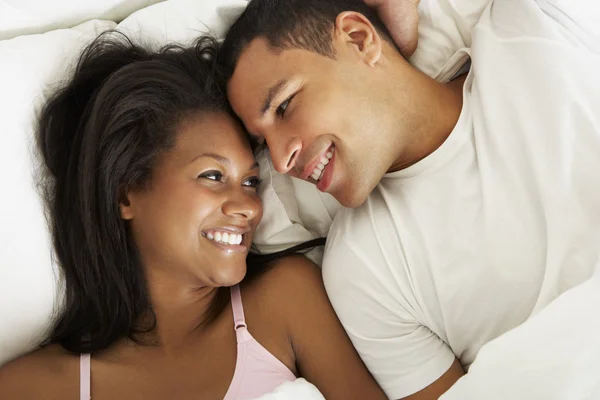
(333, 187), (370, 209)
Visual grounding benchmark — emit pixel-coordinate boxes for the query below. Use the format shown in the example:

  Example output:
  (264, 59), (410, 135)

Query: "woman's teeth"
(206, 231), (243, 245)
(311, 147), (334, 181)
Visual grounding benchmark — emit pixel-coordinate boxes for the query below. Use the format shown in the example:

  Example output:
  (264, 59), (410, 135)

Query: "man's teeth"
(311, 148), (334, 181)
(206, 231), (243, 245)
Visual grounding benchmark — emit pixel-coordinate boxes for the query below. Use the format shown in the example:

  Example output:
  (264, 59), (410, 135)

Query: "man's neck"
(387, 72), (467, 173)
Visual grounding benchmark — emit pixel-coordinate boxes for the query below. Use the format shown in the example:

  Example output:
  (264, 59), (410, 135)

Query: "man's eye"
(276, 95), (294, 117)
(243, 177), (262, 189)
(198, 171), (223, 181)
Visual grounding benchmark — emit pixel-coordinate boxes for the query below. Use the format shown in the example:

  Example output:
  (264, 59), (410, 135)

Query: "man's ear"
(334, 11), (382, 66)
(119, 186), (135, 220)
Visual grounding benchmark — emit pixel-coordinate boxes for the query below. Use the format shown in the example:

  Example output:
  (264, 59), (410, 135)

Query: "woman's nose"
(221, 190), (261, 220)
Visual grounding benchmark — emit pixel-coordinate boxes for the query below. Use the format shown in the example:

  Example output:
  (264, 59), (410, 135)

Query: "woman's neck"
(136, 274), (229, 355)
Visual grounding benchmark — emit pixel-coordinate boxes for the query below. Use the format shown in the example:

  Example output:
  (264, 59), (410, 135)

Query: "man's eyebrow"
(260, 79), (288, 118)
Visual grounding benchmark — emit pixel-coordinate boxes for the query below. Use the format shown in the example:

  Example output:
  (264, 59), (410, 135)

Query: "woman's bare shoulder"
(242, 253), (326, 319)
(0, 344), (79, 399)
(244, 254), (323, 298)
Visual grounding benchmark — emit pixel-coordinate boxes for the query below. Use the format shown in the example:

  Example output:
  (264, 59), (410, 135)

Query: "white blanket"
(442, 271), (600, 400)
(253, 378), (325, 400)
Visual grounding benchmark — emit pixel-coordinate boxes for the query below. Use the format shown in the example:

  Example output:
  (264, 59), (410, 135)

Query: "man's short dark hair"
(219, 0), (397, 80)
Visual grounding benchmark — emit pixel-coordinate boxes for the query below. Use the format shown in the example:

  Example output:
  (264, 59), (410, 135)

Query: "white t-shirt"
(322, 1), (600, 398)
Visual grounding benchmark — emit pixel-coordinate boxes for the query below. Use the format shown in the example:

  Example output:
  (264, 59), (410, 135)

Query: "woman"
(0, 33), (386, 399)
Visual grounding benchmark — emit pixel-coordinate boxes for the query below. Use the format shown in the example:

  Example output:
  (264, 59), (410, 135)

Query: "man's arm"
(323, 237), (463, 399)
(402, 359), (464, 400)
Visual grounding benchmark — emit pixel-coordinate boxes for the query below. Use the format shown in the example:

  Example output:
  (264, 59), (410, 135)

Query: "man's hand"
(363, 0), (420, 57)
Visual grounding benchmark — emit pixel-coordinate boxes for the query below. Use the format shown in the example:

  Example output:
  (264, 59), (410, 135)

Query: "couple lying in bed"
(2, 0), (600, 399)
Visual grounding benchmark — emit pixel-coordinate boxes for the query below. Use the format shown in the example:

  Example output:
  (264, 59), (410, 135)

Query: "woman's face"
(122, 111), (263, 288)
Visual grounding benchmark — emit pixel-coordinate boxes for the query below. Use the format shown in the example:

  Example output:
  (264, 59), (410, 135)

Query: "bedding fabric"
(0, 0), (164, 40)
(441, 270), (600, 400)
(251, 378), (325, 400)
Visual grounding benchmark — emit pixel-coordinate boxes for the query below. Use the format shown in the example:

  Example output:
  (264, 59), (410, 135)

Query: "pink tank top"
(80, 285), (296, 399)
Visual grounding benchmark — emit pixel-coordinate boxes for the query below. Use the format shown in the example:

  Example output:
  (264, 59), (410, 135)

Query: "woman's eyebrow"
(190, 153), (259, 171)
(189, 153), (230, 165)
(248, 161), (260, 171)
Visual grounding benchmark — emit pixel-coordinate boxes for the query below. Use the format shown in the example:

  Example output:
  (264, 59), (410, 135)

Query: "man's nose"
(268, 135), (302, 175)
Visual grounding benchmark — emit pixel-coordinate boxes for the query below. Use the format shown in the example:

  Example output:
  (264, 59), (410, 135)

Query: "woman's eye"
(243, 177), (262, 189)
(198, 171), (223, 181)
(276, 95), (293, 117)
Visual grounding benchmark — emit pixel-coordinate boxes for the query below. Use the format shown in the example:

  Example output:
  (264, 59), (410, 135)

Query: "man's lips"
(300, 144), (334, 181)
(316, 148), (335, 192)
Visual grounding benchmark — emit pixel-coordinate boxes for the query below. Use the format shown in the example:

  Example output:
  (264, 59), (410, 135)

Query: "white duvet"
(442, 271), (600, 400)
(252, 378), (325, 400)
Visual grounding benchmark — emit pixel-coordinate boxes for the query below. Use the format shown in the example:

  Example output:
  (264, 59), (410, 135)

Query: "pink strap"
(230, 285), (246, 329)
(80, 353), (91, 400)
(78, 289), (245, 400)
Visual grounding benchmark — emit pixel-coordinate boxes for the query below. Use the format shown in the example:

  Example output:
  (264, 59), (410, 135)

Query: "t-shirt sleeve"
(322, 236), (456, 399)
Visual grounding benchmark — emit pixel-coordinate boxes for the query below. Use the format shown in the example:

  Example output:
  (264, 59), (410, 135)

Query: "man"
(220, 0), (600, 398)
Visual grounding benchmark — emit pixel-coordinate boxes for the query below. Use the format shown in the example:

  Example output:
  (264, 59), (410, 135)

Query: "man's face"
(227, 37), (399, 208)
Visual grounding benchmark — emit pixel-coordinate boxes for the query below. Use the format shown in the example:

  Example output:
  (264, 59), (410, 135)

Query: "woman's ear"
(334, 11), (382, 66)
(119, 186), (134, 220)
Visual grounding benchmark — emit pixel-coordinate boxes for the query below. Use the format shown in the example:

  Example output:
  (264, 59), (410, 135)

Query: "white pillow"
(116, 0), (247, 48)
(252, 149), (340, 264)
(410, 0), (492, 79)
(0, 19), (117, 366)
(0, 0), (164, 40)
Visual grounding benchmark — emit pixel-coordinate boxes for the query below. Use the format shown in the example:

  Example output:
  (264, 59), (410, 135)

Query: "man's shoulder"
(329, 185), (402, 245)
(0, 344), (78, 399)
(324, 184), (413, 285)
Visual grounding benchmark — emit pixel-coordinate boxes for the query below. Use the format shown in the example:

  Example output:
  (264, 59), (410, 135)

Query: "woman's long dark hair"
(37, 31), (326, 355)
(37, 32), (230, 354)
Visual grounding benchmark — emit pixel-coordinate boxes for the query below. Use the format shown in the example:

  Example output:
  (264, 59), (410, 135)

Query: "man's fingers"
(364, 0), (420, 57)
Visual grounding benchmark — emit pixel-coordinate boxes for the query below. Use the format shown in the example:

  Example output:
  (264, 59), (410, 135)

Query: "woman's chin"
(212, 262), (247, 288)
